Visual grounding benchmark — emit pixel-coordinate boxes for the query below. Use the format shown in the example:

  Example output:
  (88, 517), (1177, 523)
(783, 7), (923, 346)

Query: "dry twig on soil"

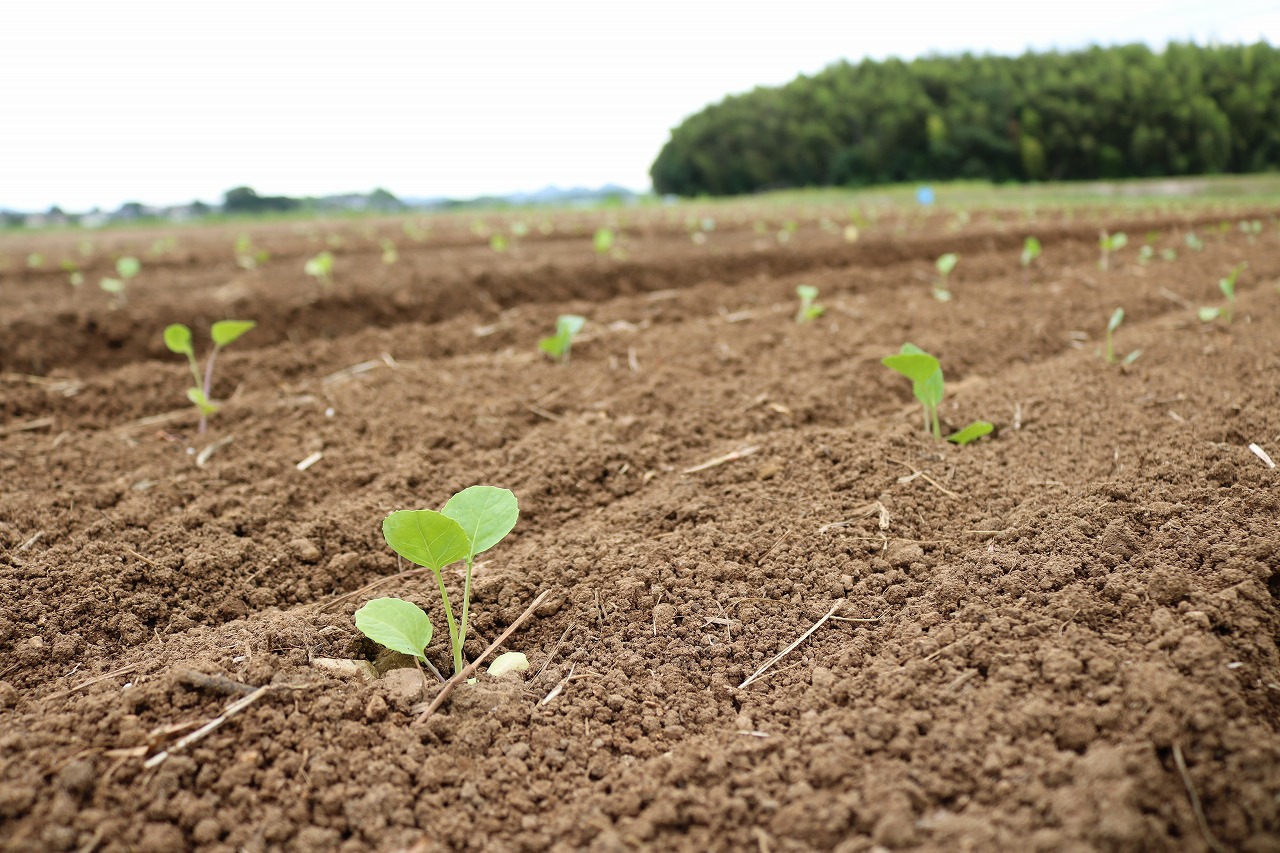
(143, 685), (271, 769)
(683, 444), (760, 474)
(415, 589), (551, 723)
(1172, 743), (1228, 853)
(738, 599), (845, 689)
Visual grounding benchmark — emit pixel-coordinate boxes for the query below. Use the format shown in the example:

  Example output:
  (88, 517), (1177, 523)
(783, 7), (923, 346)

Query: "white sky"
(3, 1), (1277, 211)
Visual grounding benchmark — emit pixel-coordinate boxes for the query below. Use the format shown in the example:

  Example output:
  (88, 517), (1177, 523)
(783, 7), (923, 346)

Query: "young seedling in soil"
(1103, 309), (1141, 365)
(489, 234), (509, 253)
(1199, 263), (1246, 324)
(163, 320), (256, 433)
(539, 314), (586, 363)
(365, 486), (520, 676)
(235, 234), (269, 270)
(304, 251), (334, 289)
(883, 344), (991, 442)
(1098, 231), (1127, 271)
(795, 285), (825, 323)
(1239, 219), (1262, 243)
(379, 238), (398, 265)
(1184, 232), (1204, 252)
(1138, 245), (1155, 265)
(1020, 237), (1041, 269)
(933, 253), (958, 301)
(593, 227), (615, 255)
(100, 256), (141, 302)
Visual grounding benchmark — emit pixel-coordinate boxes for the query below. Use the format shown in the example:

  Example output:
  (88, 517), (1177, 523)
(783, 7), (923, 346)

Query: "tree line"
(650, 42), (1280, 196)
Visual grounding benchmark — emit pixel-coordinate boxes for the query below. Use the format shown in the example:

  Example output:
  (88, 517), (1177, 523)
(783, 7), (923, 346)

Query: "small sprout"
(511, 221), (529, 238)
(354, 598), (433, 663)
(99, 278), (126, 301)
(377, 486), (520, 676)
(488, 652), (529, 677)
(1098, 231), (1127, 271)
(1239, 220), (1262, 242)
(1200, 262), (1246, 324)
(164, 319), (256, 433)
(593, 227), (615, 255)
(59, 259), (78, 273)
(1103, 308), (1140, 365)
(304, 251), (334, 288)
(116, 256), (141, 280)
(27, 253), (44, 269)
(882, 343), (944, 439)
(933, 253), (958, 301)
(1020, 237), (1041, 268)
(538, 314), (586, 364)
(489, 234), (509, 253)
(403, 220), (429, 241)
(946, 420), (994, 446)
(1160, 248), (1178, 262)
(69, 272), (84, 287)
(235, 234), (269, 269)
(1184, 232), (1204, 252)
(379, 238), (398, 265)
(1137, 245), (1155, 265)
(795, 285), (825, 323)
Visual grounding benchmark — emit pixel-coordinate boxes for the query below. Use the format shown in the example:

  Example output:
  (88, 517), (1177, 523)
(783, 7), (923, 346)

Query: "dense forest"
(650, 42), (1280, 196)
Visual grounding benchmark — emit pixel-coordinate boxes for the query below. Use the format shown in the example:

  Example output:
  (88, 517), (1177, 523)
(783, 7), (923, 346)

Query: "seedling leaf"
(488, 651), (529, 677)
(947, 421), (994, 445)
(211, 320), (256, 347)
(116, 256), (141, 279)
(164, 324), (194, 356)
(383, 510), (471, 572)
(186, 387), (218, 415)
(441, 486), (519, 563)
(1198, 307), (1221, 322)
(354, 598), (433, 661)
(882, 350), (940, 385)
(1107, 308), (1125, 334)
(936, 253), (958, 276)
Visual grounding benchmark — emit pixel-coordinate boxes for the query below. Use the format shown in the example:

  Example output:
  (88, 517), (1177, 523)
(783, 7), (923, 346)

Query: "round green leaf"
(355, 597), (433, 661)
(441, 486), (519, 562)
(382, 510), (470, 572)
(164, 324), (194, 356)
(211, 320), (256, 347)
(116, 256), (141, 279)
(186, 387), (218, 415)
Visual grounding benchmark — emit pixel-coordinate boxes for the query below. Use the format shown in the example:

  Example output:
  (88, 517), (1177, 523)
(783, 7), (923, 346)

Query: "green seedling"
(946, 420), (994, 446)
(1137, 245), (1155, 265)
(883, 344), (990, 442)
(933, 253), (958, 301)
(1103, 308), (1141, 365)
(593, 227), (615, 255)
(304, 251), (334, 288)
(403, 220), (429, 242)
(368, 485), (520, 676)
(489, 234), (509, 253)
(1098, 231), (1127, 271)
(1184, 232), (1204, 252)
(538, 314), (586, 363)
(27, 253), (44, 269)
(235, 234), (269, 269)
(379, 238), (398, 265)
(882, 344), (944, 438)
(795, 285), (825, 322)
(1199, 262), (1246, 324)
(1239, 220), (1262, 243)
(163, 320), (256, 433)
(99, 258), (138, 303)
(1020, 237), (1041, 269)
(1160, 248), (1178, 262)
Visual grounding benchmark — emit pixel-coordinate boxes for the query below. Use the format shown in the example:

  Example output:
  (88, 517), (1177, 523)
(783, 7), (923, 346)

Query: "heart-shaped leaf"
(442, 486), (519, 562)
(355, 597), (433, 661)
(382, 510), (470, 572)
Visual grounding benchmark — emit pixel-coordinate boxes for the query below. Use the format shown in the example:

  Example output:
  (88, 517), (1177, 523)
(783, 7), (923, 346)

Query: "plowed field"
(2, 203), (1278, 852)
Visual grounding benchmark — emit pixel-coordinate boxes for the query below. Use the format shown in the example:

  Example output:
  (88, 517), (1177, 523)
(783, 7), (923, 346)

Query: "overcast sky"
(3, 1), (1277, 211)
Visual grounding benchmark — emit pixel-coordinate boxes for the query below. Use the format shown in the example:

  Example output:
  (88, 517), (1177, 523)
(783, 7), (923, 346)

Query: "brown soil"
(1, 204), (1278, 853)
